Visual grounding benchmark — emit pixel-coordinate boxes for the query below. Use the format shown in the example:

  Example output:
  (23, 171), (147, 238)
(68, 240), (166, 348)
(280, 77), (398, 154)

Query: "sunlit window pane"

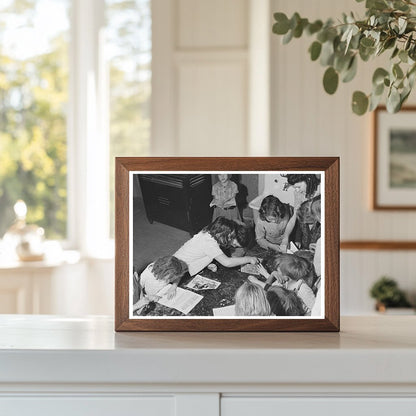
(106, 0), (151, 237)
(0, 0), (70, 239)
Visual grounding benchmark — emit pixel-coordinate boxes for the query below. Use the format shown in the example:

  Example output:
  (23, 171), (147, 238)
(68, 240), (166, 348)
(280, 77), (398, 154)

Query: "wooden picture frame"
(373, 106), (416, 210)
(115, 157), (339, 332)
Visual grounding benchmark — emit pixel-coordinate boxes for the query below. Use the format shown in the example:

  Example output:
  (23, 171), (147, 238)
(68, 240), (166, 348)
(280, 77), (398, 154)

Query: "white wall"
(152, 0), (254, 156)
(270, 0), (416, 313)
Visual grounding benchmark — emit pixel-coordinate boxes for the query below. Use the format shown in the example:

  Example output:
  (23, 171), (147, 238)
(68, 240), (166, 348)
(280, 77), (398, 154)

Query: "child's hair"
(266, 286), (305, 316)
(279, 254), (310, 282)
(258, 195), (291, 222)
(310, 195), (321, 222)
(264, 253), (314, 287)
(203, 216), (237, 248)
(297, 199), (315, 224)
(235, 223), (252, 248)
(235, 281), (271, 316)
(151, 256), (188, 282)
(284, 174), (320, 199)
(297, 195), (321, 224)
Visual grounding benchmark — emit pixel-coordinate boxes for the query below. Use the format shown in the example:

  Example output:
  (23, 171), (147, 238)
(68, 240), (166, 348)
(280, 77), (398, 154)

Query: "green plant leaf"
(273, 13), (290, 34)
(387, 87), (401, 112)
(399, 49), (408, 63)
(393, 63), (404, 79)
(369, 92), (383, 111)
(342, 56), (358, 82)
(372, 67), (389, 86)
(282, 29), (293, 44)
(391, 47), (399, 59)
(320, 40), (335, 66)
(323, 67), (339, 94)
(309, 41), (322, 61)
(383, 37), (396, 50)
(405, 34), (413, 50)
(307, 20), (323, 35)
(360, 37), (375, 48)
(366, 0), (388, 10)
(352, 91), (369, 115)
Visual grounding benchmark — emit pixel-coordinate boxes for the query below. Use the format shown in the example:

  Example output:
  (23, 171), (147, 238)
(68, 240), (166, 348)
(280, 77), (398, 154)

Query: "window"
(106, 0), (151, 237)
(0, 0), (70, 239)
(0, 0), (151, 252)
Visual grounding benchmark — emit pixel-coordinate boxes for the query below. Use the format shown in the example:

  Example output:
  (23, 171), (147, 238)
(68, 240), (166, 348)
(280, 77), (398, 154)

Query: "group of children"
(133, 173), (322, 317)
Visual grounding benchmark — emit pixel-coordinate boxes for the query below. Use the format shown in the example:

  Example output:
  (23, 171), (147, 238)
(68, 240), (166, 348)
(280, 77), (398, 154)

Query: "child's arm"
(164, 275), (182, 299)
(215, 253), (257, 268)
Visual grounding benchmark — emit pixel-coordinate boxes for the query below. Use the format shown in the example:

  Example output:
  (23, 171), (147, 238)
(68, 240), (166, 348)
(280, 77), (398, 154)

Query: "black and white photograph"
(129, 171), (324, 319)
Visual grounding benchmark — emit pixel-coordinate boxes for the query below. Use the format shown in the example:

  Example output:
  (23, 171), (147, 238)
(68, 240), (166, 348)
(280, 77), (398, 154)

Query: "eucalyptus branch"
(272, 0), (416, 115)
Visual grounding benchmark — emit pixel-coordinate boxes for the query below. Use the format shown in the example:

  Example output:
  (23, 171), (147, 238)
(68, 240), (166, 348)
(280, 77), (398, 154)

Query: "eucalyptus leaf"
(360, 37), (375, 48)
(307, 20), (323, 35)
(383, 37), (396, 50)
(399, 50), (408, 63)
(391, 47), (399, 59)
(282, 29), (294, 44)
(342, 56), (358, 82)
(393, 63), (404, 79)
(334, 52), (352, 72)
(398, 17), (407, 34)
(373, 82), (385, 96)
(405, 34), (413, 50)
(273, 13), (290, 34)
(320, 40), (335, 66)
(386, 87), (401, 112)
(323, 67), (339, 94)
(309, 41), (322, 61)
(366, 0), (388, 10)
(352, 91), (369, 115)
(372, 68), (389, 85)
(369, 92), (383, 111)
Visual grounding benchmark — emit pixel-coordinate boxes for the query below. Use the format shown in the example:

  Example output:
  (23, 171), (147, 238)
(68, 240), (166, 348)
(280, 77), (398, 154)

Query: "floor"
(132, 197), (190, 273)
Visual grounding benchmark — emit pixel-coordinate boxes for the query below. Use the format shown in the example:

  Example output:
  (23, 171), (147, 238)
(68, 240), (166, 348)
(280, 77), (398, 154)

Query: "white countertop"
(0, 315), (415, 387)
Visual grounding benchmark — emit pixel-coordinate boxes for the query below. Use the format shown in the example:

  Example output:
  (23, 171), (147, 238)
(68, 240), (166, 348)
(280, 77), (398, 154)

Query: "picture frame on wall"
(374, 106), (416, 210)
(115, 157), (339, 332)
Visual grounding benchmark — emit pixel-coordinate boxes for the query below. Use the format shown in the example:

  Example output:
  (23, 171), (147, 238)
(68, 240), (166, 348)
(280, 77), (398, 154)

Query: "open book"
(157, 285), (203, 315)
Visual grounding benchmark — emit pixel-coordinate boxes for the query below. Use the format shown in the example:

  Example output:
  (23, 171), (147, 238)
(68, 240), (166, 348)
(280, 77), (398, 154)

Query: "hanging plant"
(272, 0), (416, 115)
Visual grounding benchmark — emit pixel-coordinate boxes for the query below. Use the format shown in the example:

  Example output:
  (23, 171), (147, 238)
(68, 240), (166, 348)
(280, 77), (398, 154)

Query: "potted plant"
(369, 276), (413, 313)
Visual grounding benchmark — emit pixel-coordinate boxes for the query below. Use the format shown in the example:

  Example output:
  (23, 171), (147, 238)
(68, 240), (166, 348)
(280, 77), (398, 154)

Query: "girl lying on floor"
(132, 255), (188, 313)
(174, 216), (257, 283)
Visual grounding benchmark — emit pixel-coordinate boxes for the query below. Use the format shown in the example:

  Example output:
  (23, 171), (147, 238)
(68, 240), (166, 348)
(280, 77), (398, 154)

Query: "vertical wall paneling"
(248, 0), (271, 156)
(151, 0), (177, 155)
(152, 0), (250, 156)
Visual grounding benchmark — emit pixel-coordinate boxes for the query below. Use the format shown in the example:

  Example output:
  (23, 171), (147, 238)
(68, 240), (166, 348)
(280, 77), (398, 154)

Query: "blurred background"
(0, 0), (415, 316)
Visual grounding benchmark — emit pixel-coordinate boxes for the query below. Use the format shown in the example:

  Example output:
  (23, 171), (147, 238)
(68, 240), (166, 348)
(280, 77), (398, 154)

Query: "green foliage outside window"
(0, 1), (69, 238)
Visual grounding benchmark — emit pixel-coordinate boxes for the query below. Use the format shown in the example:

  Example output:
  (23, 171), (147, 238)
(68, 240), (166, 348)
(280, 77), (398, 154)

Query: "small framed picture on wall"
(115, 157), (339, 332)
(374, 106), (416, 210)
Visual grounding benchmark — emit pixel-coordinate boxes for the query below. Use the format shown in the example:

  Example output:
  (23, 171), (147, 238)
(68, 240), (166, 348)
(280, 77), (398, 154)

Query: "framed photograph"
(374, 106), (416, 210)
(115, 157), (339, 331)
